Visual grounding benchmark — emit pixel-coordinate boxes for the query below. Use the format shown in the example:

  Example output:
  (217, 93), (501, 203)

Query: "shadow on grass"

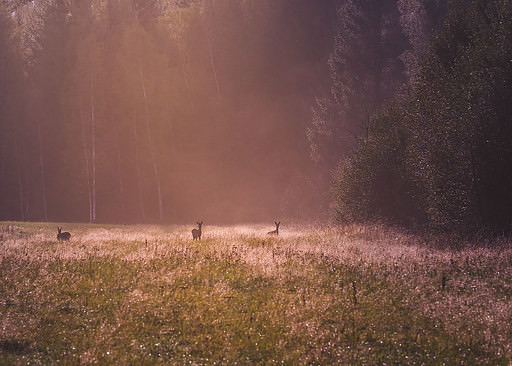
(0, 340), (33, 355)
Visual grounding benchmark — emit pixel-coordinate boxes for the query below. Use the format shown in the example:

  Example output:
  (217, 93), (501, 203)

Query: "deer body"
(57, 227), (71, 241)
(192, 221), (203, 240)
(267, 221), (280, 236)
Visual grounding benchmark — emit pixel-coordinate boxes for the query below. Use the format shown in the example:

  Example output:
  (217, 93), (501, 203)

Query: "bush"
(332, 104), (422, 226)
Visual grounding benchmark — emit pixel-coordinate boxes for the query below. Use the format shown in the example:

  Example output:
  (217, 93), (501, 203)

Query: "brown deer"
(57, 227), (71, 241)
(267, 221), (280, 236)
(192, 221), (203, 240)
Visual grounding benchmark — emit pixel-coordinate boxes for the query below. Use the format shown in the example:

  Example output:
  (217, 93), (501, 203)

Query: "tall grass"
(1, 222), (511, 364)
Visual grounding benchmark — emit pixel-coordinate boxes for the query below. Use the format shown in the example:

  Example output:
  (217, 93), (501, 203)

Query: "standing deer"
(57, 227), (71, 241)
(192, 221), (203, 240)
(267, 221), (280, 236)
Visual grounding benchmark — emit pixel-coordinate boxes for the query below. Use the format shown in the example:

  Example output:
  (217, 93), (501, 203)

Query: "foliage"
(333, 104), (421, 225)
(332, 0), (512, 232)
(308, 0), (408, 169)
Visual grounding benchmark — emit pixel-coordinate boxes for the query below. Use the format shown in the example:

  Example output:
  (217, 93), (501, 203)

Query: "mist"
(0, 0), (338, 224)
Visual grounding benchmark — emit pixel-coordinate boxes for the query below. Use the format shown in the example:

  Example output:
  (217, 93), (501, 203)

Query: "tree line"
(2, 0), (510, 232)
(324, 0), (512, 232)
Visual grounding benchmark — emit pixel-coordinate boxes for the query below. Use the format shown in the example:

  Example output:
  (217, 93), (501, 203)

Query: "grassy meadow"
(1, 221), (511, 364)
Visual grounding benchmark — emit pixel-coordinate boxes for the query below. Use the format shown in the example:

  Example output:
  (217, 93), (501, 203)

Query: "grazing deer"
(57, 227), (71, 241)
(192, 221), (203, 240)
(267, 221), (280, 236)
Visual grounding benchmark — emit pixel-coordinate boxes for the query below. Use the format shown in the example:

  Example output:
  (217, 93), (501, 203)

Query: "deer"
(57, 227), (71, 241)
(267, 221), (280, 236)
(192, 221), (203, 240)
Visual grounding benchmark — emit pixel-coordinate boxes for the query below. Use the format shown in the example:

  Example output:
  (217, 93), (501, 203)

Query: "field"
(1, 222), (511, 364)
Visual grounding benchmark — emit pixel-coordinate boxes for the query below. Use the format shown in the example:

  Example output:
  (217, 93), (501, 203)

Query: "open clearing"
(1, 222), (511, 364)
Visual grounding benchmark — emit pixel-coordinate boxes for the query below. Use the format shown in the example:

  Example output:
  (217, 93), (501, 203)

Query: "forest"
(1, 0), (511, 233)
(2, 1), (512, 363)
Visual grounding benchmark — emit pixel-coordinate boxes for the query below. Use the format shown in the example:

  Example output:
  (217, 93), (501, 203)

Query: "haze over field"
(1, 0), (511, 232)
(1, 1), (512, 363)
(0, 0), (340, 224)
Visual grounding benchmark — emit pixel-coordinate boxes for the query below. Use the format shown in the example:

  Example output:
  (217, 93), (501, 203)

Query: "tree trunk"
(201, 1), (221, 98)
(36, 120), (48, 221)
(139, 62), (164, 221)
(205, 30), (221, 98)
(0, 56), (4, 219)
(180, 47), (191, 90)
(165, 99), (177, 221)
(0, 155), (4, 220)
(14, 132), (25, 221)
(114, 132), (124, 194)
(24, 154), (30, 219)
(79, 102), (93, 223)
(132, 114), (146, 221)
(90, 70), (97, 222)
(0, 154), (4, 220)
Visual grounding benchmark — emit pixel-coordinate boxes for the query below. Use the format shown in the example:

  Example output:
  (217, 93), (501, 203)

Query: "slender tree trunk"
(19, 133), (30, 219)
(0, 154), (4, 220)
(114, 132), (124, 194)
(14, 132), (25, 221)
(139, 62), (164, 221)
(36, 120), (48, 221)
(469, 148), (484, 225)
(24, 151), (30, 219)
(164, 99), (177, 159)
(90, 71), (97, 222)
(200, 2), (221, 98)
(16, 160), (24, 221)
(132, 114), (146, 221)
(179, 47), (191, 90)
(0, 55), (5, 219)
(206, 31), (221, 98)
(79, 102), (93, 223)
(165, 99), (177, 221)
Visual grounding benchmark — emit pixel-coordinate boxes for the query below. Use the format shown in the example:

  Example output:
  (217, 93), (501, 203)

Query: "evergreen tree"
(332, 0), (512, 233)
(308, 0), (408, 169)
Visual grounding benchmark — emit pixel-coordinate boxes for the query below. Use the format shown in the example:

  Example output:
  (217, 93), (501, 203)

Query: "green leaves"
(332, 0), (512, 233)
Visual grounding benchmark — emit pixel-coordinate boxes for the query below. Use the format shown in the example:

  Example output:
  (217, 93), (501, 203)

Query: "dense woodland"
(329, 0), (512, 232)
(0, 0), (511, 232)
(0, 0), (338, 223)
